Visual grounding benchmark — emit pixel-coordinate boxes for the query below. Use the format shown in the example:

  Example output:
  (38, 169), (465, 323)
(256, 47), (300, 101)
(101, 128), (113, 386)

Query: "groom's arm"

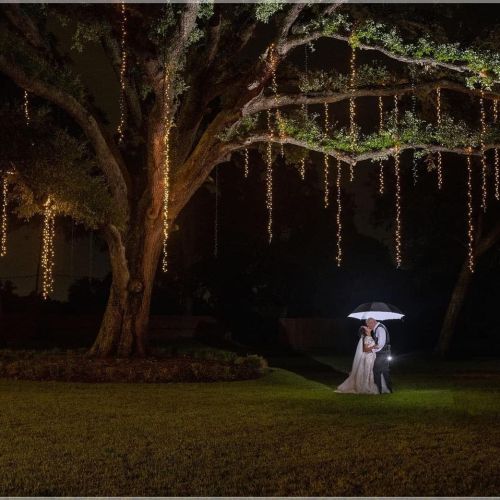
(372, 328), (386, 353)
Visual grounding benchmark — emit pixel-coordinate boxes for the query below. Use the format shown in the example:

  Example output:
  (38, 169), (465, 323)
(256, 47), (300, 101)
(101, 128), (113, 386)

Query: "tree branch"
(0, 54), (129, 219)
(226, 134), (500, 166)
(243, 78), (500, 115)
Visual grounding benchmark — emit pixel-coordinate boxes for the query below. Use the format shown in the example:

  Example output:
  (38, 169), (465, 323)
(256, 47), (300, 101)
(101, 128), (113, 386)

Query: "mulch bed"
(0, 351), (268, 383)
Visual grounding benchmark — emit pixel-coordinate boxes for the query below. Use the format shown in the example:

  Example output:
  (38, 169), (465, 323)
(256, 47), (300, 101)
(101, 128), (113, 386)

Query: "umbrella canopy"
(348, 302), (404, 321)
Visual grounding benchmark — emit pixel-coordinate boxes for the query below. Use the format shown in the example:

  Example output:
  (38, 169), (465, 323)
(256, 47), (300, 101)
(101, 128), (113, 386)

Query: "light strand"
(411, 80), (418, 185)
(349, 45), (357, 148)
(161, 68), (172, 273)
(480, 90), (488, 212)
(299, 45), (308, 181)
(378, 96), (384, 195)
(466, 153), (474, 273)
(493, 99), (499, 201)
(323, 103), (330, 207)
(41, 197), (56, 300)
(214, 166), (219, 258)
(117, 1), (127, 144)
(243, 148), (249, 179)
(436, 87), (443, 190)
(266, 110), (273, 244)
(394, 149), (402, 268)
(23, 90), (30, 126)
(393, 93), (399, 129)
(0, 174), (8, 257)
(269, 44), (285, 157)
(350, 162), (355, 183)
(336, 159), (342, 267)
(324, 155), (330, 208)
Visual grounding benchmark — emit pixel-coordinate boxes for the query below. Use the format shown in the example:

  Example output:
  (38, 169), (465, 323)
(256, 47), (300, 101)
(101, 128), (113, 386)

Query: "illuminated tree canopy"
(2, 3), (500, 356)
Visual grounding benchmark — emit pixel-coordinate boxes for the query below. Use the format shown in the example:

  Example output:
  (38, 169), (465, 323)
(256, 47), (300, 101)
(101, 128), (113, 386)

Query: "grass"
(0, 355), (499, 496)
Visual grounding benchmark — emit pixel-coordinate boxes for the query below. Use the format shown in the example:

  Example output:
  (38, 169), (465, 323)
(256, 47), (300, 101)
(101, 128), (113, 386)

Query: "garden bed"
(0, 349), (267, 383)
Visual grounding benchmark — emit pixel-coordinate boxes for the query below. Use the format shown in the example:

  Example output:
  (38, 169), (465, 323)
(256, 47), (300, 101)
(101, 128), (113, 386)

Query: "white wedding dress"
(335, 336), (379, 394)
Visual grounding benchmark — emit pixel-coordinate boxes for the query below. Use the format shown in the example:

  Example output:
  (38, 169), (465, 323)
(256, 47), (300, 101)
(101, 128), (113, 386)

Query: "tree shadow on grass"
(265, 350), (346, 388)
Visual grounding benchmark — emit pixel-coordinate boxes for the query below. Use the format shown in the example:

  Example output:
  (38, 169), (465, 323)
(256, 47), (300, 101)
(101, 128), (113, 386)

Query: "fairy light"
(269, 44), (285, 156)
(378, 96), (385, 195)
(214, 166), (219, 258)
(266, 110), (273, 243)
(0, 174), (8, 257)
(243, 148), (249, 179)
(298, 46), (309, 181)
(161, 68), (173, 273)
(480, 90), (488, 212)
(411, 79), (418, 185)
(350, 162), (355, 183)
(436, 87), (443, 190)
(394, 148), (402, 268)
(393, 93), (399, 129)
(323, 103), (330, 207)
(493, 100), (499, 201)
(117, 1), (127, 144)
(23, 90), (30, 126)
(324, 155), (330, 208)
(336, 159), (342, 267)
(466, 153), (474, 273)
(349, 45), (357, 148)
(41, 197), (56, 300)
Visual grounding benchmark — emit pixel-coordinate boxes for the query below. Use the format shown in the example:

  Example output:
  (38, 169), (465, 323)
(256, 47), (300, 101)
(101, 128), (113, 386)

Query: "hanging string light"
(349, 45), (357, 148)
(336, 159), (343, 267)
(411, 79), (419, 185)
(0, 174), (8, 257)
(299, 45), (309, 181)
(214, 166), (219, 258)
(243, 148), (249, 179)
(393, 93), (399, 128)
(266, 109), (273, 243)
(161, 68), (173, 273)
(480, 90), (488, 212)
(466, 152), (474, 273)
(493, 99), (499, 201)
(269, 44), (285, 156)
(117, 1), (127, 144)
(394, 148), (402, 269)
(436, 87), (443, 190)
(323, 103), (330, 207)
(350, 162), (355, 183)
(41, 197), (56, 300)
(23, 90), (30, 126)
(378, 96), (385, 195)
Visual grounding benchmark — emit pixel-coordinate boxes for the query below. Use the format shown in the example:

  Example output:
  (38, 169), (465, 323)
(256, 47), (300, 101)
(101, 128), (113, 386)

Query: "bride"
(335, 325), (379, 394)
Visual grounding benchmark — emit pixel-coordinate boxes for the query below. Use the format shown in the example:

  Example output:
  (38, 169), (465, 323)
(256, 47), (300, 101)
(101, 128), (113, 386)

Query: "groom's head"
(366, 318), (377, 330)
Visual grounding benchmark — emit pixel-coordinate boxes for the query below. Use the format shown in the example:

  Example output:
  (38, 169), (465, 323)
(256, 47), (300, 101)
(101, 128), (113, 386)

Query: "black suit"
(372, 323), (392, 393)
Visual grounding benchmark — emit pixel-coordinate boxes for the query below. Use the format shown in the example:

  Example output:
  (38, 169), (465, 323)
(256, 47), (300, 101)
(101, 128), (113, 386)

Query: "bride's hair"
(359, 325), (370, 336)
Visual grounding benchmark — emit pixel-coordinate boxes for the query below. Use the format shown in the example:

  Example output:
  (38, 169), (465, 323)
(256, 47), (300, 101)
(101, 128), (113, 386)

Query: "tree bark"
(435, 260), (473, 357)
(89, 218), (162, 358)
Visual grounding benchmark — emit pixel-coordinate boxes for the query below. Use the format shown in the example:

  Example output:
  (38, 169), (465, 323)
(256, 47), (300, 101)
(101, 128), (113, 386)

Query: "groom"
(366, 318), (393, 394)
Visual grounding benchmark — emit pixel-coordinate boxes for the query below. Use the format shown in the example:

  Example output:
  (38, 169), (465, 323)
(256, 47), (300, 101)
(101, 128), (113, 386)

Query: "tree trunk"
(435, 260), (473, 357)
(89, 220), (162, 358)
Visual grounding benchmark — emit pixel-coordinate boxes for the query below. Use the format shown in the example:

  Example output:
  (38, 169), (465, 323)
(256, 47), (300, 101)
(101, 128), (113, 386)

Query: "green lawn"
(0, 356), (499, 496)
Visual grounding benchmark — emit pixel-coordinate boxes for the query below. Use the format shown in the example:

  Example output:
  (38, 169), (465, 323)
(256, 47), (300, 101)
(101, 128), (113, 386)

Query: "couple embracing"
(336, 318), (393, 395)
